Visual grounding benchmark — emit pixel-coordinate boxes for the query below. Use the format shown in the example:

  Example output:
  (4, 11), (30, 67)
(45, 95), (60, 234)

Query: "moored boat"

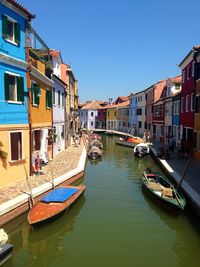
(133, 143), (150, 157)
(88, 146), (102, 160)
(142, 169), (186, 212)
(28, 185), (86, 225)
(0, 243), (13, 265)
(115, 136), (144, 148)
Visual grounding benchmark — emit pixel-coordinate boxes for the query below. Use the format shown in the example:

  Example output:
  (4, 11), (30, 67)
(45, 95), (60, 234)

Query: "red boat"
(28, 185), (86, 225)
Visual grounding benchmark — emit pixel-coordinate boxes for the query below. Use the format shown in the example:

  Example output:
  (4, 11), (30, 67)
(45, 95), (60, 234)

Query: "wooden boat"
(142, 169), (186, 212)
(133, 143), (150, 157)
(28, 185), (86, 225)
(0, 243), (13, 265)
(88, 146), (102, 160)
(89, 139), (103, 149)
(115, 136), (144, 148)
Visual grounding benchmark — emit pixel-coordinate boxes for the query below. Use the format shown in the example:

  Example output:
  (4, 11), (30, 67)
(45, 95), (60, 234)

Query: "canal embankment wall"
(0, 144), (87, 226)
(151, 147), (200, 218)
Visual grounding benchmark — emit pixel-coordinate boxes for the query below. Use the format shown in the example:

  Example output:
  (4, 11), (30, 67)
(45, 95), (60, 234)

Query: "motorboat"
(133, 143), (150, 157)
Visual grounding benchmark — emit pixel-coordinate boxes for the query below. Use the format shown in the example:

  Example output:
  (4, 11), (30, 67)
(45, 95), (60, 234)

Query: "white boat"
(133, 143), (150, 157)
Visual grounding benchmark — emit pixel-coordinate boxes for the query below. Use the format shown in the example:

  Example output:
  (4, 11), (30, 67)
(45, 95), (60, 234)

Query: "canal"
(3, 135), (200, 267)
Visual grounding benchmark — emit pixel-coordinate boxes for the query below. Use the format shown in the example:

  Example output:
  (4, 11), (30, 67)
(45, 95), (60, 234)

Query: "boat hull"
(115, 140), (138, 148)
(142, 172), (186, 213)
(0, 243), (13, 265)
(28, 185), (86, 225)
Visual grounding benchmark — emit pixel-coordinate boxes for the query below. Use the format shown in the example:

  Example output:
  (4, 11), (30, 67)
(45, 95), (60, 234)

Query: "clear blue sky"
(20, 0), (200, 102)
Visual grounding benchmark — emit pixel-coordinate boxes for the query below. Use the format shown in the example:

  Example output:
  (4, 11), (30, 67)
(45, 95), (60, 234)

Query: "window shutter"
(2, 15), (8, 39)
(17, 76), (24, 102)
(49, 90), (52, 107)
(35, 88), (40, 105)
(46, 90), (48, 107)
(4, 73), (10, 100)
(15, 23), (20, 45)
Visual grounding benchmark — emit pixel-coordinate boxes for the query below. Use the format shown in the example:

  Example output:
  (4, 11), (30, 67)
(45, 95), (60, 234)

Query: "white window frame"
(9, 130), (24, 162)
(192, 62), (195, 77)
(181, 97), (184, 113)
(186, 95), (189, 112)
(5, 71), (20, 103)
(182, 70), (185, 83)
(191, 93), (194, 111)
(4, 15), (18, 46)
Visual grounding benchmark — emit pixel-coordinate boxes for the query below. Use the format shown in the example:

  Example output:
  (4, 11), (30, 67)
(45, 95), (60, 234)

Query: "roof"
(81, 101), (103, 110)
(117, 100), (129, 108)
(117, 96), (128, 101)
(154, 80), (167, 92)
(7, 0), (35, 18)
(169, 75), (182, 84)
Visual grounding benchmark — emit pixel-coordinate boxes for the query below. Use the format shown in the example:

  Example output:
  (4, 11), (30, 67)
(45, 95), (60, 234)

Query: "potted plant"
(0, 141), (8, 159)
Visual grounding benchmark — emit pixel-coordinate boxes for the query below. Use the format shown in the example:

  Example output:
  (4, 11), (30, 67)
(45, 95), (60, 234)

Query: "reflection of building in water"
(142, 191), (200, 266)
(5, 196), (85, 266)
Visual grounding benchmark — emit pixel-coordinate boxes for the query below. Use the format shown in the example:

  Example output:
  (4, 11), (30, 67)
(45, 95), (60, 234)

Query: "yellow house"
(106, 104), (119, 130)
(27, 48), (53, 174)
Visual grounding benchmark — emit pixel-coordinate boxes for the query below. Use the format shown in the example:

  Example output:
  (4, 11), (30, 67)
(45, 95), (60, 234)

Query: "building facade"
(0, 1), (34, 185)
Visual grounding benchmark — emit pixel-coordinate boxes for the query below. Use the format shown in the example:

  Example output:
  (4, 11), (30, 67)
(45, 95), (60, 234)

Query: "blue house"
(172, 92), (181, 146)
(128, 93), (138, 135)
(0, 0), (34, 186)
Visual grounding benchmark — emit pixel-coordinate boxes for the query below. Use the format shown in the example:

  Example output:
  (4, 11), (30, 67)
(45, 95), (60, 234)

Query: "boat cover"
(41, 188), (79, 203)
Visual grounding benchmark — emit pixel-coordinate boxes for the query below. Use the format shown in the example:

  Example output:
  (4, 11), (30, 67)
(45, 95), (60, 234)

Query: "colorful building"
(0, 0), (34, 185)
(118, 101), (129, 132)
(193, 45), (200, 159)
(50, 50), (67, 156)
(26, 25), (53, 174)
(179, 49), (195, 151)
(80, 100), (102, 130)
(106, 104), (119, 130)
(172, 92), (181, 146)
(164, 76), (181, 144)
(135, 90), (146, 136)
(128, 93), (138, 134)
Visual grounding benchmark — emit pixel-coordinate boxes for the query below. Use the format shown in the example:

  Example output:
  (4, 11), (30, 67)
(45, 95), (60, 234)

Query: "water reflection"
(5, 196), (85, 267)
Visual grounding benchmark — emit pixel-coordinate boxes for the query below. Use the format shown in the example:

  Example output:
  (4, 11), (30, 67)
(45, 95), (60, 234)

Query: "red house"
(179, 49), (195, 145)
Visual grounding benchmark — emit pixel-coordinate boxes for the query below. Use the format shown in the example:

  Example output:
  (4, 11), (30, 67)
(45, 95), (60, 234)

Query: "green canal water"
(3, 135), (200, 267)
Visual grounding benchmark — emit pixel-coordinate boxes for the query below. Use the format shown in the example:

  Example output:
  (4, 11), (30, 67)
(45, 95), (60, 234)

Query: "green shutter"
(46, 90), (48, 107)
(49, 90), (52, 108)
(35, 86), (40, 106)
(17, 77), (24, 102)
(4, 73), (10, 100)
(2, 15), (8, 39)
(14, 23), (20, 45)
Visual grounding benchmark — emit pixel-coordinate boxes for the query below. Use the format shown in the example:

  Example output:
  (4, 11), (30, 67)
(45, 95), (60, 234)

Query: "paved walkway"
(0, 143), (84, 205)
(151, 142), (200, 216)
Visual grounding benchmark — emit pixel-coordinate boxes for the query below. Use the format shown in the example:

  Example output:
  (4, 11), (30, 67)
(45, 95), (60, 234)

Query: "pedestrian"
(147, 131), (151, 142)
(171, 136), (176, 153)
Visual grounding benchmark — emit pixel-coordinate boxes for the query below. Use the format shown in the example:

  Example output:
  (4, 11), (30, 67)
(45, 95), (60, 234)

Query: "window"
(187, 65), (191, 80)
(175, 84), (180, 90)
(91, 121), (93, 126)
(62, 93), (65, 107)
(181, 97), (184, 113)
(91, 112), (94, 117)
(61, 125), (65, 139)
(173, 101), (177, 115)
(46, 90), (52, 108)
(10, 132), (22, 161)
(191, 93), (194, 111)
(58, 90), (60, 106)
(186, 95), (189, 112)
(31, 81), (40, 106)
(98, 111), (101, 116)
(114, 111), (116, 116)
(33, 130), (41, 151)
(182, 70), (185, 83)
(53, 88), (55, 105)
(2, 15), (20, 45)
(4, 72), (24, 102)
(138, 121), (142, 128)
(177, 100), (180, 115)
(192, 62), (195, 77)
